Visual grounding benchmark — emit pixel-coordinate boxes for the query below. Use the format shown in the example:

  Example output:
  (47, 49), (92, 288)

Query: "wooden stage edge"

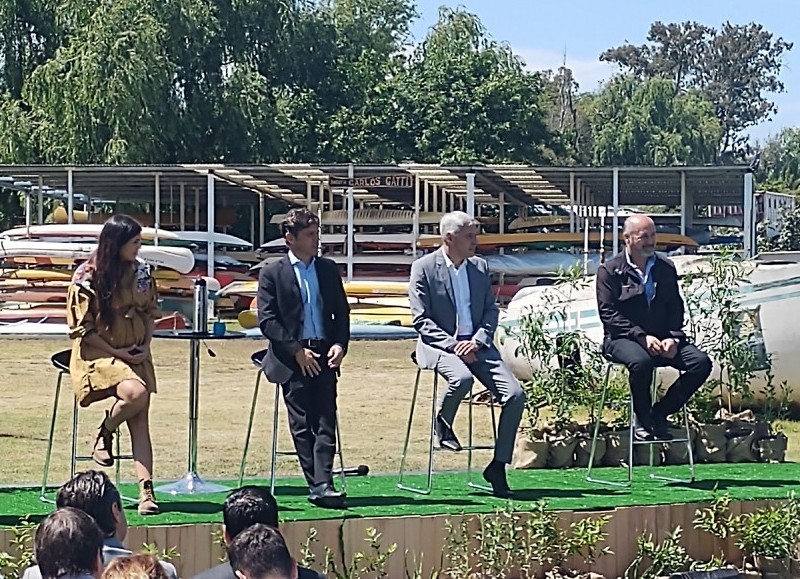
(0, 500), (774, 578)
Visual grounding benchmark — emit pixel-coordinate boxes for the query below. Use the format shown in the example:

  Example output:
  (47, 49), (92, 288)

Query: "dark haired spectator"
(34, 507), (104, 579)
(227, 524), (294, 579)
(23, 471), (178, 579)
(192, 486), (323, 579)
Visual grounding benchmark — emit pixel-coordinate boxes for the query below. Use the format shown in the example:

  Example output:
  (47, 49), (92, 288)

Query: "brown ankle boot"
(138, 479), (160, 516)
(92, 411), (114, 467)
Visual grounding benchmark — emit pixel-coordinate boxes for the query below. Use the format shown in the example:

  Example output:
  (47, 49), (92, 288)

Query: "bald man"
(596, 215), (712, 441)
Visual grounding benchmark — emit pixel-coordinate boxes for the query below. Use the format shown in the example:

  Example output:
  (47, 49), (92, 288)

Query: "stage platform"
(2, 463), (798, 577)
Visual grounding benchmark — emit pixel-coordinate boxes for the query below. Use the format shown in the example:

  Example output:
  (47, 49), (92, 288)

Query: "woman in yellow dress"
(66, 215), (161, 515)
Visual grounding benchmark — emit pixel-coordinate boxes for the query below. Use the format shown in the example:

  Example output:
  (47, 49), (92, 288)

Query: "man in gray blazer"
(409, 211), (525, 498)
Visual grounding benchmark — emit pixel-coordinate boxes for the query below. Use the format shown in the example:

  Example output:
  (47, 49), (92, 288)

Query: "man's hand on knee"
(638, 335), (663, 356)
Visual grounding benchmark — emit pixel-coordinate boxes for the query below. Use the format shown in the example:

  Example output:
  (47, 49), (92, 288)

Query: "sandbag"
(756, 433), (788, 463)
(514, 434), (549, 469)
(602, 429), (630, 467)
(574, 430), (606, 467)
(547, 430), (578, 468)
(663, 425), (696, 465)
(695, 422), (728, 463)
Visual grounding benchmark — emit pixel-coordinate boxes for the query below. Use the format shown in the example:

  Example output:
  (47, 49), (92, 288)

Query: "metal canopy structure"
(0, 163), (752, 209)
(0, 163), (757, 280)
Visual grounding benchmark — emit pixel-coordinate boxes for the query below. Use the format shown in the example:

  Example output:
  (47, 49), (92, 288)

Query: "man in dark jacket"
(596, 215), (712, 441)
(257, 208), (350, 509)
(192, 486), (325, 579)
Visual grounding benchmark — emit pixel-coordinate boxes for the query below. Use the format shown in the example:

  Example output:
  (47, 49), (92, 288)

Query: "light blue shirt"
(288, 250), (326, 340)
(626, 251), (657, 304)
(443, 252), (473, 337)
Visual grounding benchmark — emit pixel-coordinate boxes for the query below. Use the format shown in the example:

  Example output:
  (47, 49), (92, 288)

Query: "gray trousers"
(435, 346), (525, 464)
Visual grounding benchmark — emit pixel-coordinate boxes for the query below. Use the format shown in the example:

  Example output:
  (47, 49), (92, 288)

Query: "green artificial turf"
(2, 463), (798, 529)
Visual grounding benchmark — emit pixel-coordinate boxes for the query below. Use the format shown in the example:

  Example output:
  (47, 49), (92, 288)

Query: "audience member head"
(281, 208), (319, 261)
(223, 486), (279, 544)
(35, 507), (104, 579)
(623, 215), (657, 261)
(57, 470), (126, 541)
(227, 524), (296, 579)
(439, 211), (478, 263)
(101, 554), (169, 579)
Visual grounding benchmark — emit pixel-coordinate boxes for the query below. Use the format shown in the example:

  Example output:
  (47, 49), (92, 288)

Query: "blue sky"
(410, 0), (799, 143)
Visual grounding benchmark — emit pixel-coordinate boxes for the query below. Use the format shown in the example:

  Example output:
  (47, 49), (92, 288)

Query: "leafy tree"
(586, 75), (721, 166)
(601, 20), (793, 156)
(757, 127), (800, 192)
(398, 7), (559, 164)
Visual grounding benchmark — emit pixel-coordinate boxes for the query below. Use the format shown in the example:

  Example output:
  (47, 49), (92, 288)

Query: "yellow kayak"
(0, 269), (72, 281)
(238, 303), (414, 329)
(417, 232), (698, 250)
(343, 280), (408, 297)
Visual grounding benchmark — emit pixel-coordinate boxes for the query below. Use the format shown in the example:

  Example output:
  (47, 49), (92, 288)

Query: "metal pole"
(206, 173), (215, 279)
(569, 172), (575, 233)
(37, 175), (43, 224)
(466, 173), (476, 217)
(680, 171), (687, 236)
(744, 172), (755, 258)
(154, 173), (161, 246)
(346, 163), (354, 282)
(612, 168), (620, 255)
(67, 168), (74, 224)
(259, 193), (265, 247)
(24, 191), (31, 228)
(250, 203), (255, 247)
(179, 183), (186, 231)
(194, 187), (200, 230)
(188, 339), (200, 472)
(412, 175), (420, 258)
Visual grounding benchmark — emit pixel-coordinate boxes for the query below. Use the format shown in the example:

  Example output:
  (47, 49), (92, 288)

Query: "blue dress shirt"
(288, 251), (326, 340)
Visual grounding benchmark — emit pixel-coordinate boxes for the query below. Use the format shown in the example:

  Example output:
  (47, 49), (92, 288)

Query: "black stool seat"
(251, 349), (267, 367)
(410, 350), (417, 365)
(51, 350), (71, 373)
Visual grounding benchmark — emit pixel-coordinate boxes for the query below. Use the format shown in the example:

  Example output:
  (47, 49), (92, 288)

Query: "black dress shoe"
(651, 414), (676, 442)
(482, 462), (514, 499)
(435, 414), (462, 452)
(308, 485), (346, 509)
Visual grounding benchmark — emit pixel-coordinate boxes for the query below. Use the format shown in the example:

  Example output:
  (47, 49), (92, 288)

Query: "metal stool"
(40, 350), (135, 504)
(398, 351), (498, 495)
(586, 357), (695, 487)
(238, 349), (346, 495)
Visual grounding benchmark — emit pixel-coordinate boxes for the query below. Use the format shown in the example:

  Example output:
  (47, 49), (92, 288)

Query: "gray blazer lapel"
(435, 249), (455, 307)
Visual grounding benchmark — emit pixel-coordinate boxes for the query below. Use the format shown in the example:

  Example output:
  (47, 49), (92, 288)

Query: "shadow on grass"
(668, 478), (800, 491)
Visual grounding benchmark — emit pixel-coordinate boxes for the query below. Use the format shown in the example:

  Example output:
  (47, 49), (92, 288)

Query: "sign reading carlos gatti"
(329, 175), (414, 189)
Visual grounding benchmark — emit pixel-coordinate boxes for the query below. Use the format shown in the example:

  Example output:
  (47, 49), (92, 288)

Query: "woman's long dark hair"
(92, 214), (142, 328)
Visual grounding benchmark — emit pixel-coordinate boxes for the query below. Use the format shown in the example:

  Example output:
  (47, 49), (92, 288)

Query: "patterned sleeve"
(147, 269), (164, 320)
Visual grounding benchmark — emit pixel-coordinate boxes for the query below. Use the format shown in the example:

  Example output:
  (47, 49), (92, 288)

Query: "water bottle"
(193, 278), (208, 333)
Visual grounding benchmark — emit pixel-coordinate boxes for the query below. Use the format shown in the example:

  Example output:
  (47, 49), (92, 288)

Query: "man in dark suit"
(192, 486), (325, 579)
(596, 215), (712, 441)
(257, 208), (350, 509)
(409, 211), (525, 498)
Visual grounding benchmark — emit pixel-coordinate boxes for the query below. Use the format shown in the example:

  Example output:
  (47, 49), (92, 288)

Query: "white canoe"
(0, 241), (195, 274)
(1, 224), (179, 241)
(170, 231), (253, 249)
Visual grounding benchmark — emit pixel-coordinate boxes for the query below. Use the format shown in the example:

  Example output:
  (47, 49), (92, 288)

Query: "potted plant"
(732, 495), (800, 578)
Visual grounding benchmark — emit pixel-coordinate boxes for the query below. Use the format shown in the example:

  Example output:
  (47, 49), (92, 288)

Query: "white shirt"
(443, 252), (473, 336)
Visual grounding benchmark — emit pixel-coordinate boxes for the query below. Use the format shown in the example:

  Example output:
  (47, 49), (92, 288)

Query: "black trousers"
(604, 338), (712, 422)
(281, 345), (338, 488)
